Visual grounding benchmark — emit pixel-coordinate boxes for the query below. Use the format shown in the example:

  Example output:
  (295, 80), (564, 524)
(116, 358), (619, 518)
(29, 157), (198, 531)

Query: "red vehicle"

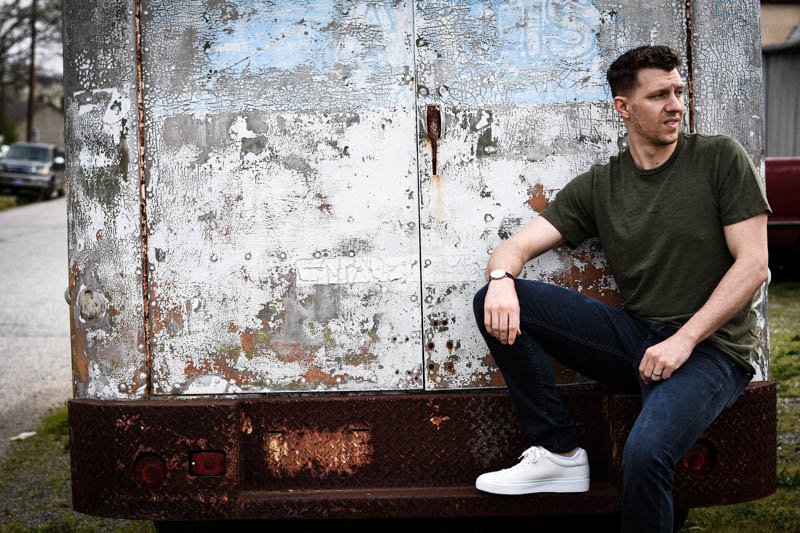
(766, 157), (800, 248)
(766, 157), (800, 276)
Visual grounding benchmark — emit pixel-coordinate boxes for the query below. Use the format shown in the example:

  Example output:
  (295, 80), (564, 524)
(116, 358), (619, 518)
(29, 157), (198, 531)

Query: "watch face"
(490, 269), (506, 279)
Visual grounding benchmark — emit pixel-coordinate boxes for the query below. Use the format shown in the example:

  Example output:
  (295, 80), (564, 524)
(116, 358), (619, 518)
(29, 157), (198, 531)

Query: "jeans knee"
(473, 284), (489, 324)
(622, 432), (672, 478)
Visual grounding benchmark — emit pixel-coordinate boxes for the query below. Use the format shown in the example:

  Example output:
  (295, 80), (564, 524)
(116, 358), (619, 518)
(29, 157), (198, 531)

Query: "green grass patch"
(769, 282), (800, 397)
(0, 196), (16, 212)
(0, 403), (153, 532)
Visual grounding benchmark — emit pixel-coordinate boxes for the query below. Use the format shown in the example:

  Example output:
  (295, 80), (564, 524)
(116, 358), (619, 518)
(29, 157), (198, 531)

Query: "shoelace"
(512, 446), (541, 468)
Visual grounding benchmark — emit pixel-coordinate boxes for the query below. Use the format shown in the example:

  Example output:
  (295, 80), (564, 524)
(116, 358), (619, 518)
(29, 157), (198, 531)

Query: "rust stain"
(69, 264), (89, 385)
(150, 301), (185, 335)
(342, 343), (378, 366)
(303, 366), (339, 386)
(550, 251), (623, 308)
(427, 105), (441, 175)
(426, 401), (450, 429)
(480, 351), (507, 387)
(429, 415), (450, 429)
(239, 329), (258, 358)
(241, 413), (253, 435)
(184, 356), (258, 386)
(272, 341), (318, 364)
(237, 323), (320, 364)
(527, 183), (553, 212)
(265, 428), (373, 478)
(315, 192), (332, 214)
(71, 327), (90, 384)
(115, 414), (143, 431)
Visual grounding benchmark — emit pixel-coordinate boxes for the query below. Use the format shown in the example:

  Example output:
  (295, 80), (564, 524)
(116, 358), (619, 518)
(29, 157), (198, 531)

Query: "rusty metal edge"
(68, 382), (776, 520)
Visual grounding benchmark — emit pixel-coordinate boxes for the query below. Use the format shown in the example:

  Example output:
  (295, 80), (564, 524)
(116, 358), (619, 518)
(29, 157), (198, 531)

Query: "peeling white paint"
(184, 375), (243, 395)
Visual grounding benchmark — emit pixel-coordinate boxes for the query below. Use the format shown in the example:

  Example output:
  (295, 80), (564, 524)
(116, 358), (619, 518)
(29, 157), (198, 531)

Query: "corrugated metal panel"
(63, 0), (147, 399)
(415, 0), (688, 389)
(691, 0), (769, 379)
(139, 0), (424, 394)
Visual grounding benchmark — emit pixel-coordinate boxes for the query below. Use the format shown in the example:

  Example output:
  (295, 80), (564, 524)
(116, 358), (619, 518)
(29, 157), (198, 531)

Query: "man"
(472, 45), (770, 532)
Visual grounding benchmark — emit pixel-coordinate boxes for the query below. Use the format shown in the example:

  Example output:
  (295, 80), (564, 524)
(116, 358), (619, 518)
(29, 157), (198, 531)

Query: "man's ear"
(613, 95), (631, 120)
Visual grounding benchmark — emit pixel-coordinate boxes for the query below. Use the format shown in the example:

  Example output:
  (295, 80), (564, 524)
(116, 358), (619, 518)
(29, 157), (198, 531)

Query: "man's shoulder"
(681, 132), (741, 153)
(588, 151), (625, 175)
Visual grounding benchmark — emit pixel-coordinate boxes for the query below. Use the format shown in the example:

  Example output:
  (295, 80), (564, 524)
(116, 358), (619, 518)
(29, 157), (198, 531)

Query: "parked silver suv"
(0, 141), (66, 201)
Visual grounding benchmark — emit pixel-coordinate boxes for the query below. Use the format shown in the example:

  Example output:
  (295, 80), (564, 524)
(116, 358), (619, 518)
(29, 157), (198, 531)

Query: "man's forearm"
(484, 216), (566, 280)
(485, 238), (526, 280)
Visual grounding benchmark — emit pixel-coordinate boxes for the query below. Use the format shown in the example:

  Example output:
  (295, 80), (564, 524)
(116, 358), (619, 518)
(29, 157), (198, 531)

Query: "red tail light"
(134, 453), (167, 489)
(680, 439), (716, 474)
(189, 451), (226, 476)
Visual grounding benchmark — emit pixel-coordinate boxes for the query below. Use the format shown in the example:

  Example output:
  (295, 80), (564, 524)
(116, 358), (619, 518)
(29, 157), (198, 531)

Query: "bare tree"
(0, 0), (62, 143)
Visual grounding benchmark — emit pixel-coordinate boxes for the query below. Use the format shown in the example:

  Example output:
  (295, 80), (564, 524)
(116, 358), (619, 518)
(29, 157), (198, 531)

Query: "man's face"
(616, 68), (685, 148)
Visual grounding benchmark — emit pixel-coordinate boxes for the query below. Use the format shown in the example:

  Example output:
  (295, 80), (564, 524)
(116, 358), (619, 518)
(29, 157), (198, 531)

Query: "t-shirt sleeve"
(717, 137), (772, 226)
(540, 170), (597, 247)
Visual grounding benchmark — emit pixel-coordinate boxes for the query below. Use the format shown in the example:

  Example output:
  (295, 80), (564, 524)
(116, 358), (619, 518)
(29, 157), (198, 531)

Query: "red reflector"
(189, 451), (226, 476)
(134, 453), (167, 489)
(680, 440), (716, 474)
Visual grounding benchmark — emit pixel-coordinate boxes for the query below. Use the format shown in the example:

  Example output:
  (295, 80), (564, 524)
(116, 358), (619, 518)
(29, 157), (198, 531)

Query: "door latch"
(426, 105), (441, 175)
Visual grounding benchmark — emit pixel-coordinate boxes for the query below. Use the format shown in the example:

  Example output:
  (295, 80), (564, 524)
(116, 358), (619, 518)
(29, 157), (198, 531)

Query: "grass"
(0, 405), (153, 532)
(0, 196), (17, 212)
(0, 283), (798, 531)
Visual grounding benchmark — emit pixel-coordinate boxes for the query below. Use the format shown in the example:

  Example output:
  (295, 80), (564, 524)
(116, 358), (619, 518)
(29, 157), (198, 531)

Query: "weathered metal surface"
(690, 0), (770, 379)
(64, 1), (768, 393)
(239, 388), (606, 491)
(138, 0), (423, 394)
(63, 0), (147, 399)
(69, 382), (775, 519)
(414, 0), (688, 388)
(70, 398), (240, 519)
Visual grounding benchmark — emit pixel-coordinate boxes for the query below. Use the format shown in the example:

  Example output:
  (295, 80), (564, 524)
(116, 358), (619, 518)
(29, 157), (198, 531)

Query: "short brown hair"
(606, 45), (681, 96)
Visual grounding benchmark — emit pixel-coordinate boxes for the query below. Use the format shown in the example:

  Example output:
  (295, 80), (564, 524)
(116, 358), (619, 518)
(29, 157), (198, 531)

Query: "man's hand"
(483, 278), (522, 345)
(638, 333), (695, 383)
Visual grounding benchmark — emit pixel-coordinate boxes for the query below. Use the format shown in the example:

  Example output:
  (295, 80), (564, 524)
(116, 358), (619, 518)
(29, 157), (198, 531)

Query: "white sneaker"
(475, 446), (590, 495)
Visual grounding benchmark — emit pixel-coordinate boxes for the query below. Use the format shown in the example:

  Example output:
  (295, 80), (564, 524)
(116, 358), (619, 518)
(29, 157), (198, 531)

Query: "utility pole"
(25, 0), (36, 142)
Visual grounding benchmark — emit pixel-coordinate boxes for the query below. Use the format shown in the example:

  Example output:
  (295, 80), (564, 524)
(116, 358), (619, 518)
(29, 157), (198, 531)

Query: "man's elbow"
(749, 250), (770, 286)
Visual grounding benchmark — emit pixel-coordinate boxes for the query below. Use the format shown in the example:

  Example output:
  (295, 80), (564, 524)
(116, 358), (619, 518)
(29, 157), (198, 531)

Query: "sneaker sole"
(475, 476), (590, 495)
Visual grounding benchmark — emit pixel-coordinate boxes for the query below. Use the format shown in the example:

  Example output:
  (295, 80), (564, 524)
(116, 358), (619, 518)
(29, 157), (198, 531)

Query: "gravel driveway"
(0, 198), (72, 460)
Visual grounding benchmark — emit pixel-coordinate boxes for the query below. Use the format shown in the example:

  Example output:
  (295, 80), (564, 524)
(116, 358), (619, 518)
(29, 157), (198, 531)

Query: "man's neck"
(628, 137), (679, 171)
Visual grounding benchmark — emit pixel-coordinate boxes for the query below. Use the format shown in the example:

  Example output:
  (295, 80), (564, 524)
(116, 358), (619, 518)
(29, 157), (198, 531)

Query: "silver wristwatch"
(489, 269), (515, 281)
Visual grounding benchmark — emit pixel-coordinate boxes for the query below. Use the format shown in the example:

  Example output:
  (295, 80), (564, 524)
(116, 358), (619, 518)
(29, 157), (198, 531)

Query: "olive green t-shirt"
(540, 133), (771, 373)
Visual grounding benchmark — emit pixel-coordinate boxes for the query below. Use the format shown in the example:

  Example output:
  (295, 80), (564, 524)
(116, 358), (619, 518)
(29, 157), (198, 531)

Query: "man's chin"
(657, 132), (680, 146)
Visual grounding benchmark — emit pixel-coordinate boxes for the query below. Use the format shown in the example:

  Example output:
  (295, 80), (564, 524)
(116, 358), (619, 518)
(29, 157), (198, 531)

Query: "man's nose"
(666, 92), (684, 111)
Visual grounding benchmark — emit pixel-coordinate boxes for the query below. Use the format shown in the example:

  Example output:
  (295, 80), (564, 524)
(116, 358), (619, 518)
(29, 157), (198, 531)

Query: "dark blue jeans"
(473, 280), (752, 533)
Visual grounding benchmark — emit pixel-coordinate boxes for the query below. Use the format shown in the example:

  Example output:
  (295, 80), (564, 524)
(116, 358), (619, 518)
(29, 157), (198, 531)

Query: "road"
(0, 197), (71, 459)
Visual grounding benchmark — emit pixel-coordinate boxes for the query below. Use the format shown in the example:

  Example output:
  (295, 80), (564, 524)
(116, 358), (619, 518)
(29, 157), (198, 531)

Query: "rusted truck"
(63, 0), (776, 528)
